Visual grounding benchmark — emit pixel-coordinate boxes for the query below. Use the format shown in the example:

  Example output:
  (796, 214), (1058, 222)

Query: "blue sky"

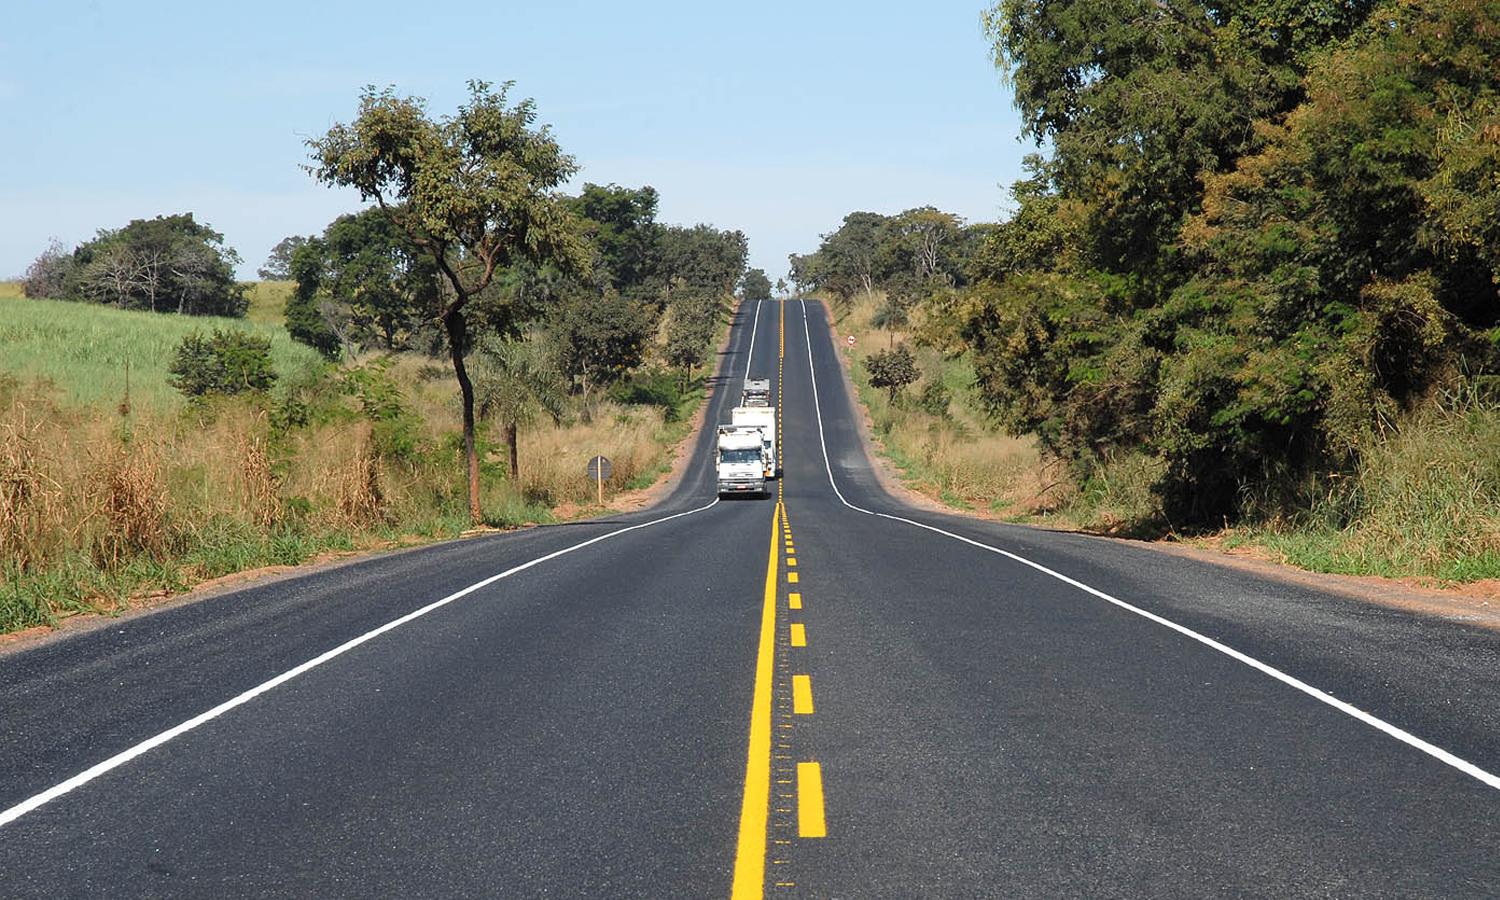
(1, 0), (1029, 283)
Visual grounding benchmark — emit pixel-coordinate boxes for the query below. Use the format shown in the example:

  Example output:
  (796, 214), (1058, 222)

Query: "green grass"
(243, 280), (292, 327)
(0, 293), (322, 410)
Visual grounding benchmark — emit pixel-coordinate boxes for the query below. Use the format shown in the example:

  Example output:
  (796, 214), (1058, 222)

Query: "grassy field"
(0, 293), (321, 411)
(244, 280), (292, 327)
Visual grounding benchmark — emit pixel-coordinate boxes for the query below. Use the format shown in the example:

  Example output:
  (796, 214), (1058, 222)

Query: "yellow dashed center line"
(792, 675), (814, 715)
(788, 592), (802, 610)
(787, 571), (799, 584)
(796, 762), (827, 838)
(790, 623), (807, 647)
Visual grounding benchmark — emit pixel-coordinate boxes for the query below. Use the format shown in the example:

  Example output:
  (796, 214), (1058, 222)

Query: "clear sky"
(0, 0), (1029, 284)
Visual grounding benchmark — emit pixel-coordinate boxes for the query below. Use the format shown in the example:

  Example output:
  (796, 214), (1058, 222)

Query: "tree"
(285, 237), (341, 358)
(741, 268), (773, 304)
(657, 224), (749, 304)
(64, 214), (246, 316)
(664, 283), (722, 389)
(865, 343), (919, 402)
(871, 294), (910, 348)
(22, 240), (73, 299)
(258, 236), (309, 280)
(309, 81), (589, 524)
(569, 183), (663, 297)
(475, 335), (566, 480)
(808, 212), (887, 301)
(775, 277), (787, 298)
(883, 207), (964, 284)
(550, 285), (653, 411)
(314, 208), (437, 351)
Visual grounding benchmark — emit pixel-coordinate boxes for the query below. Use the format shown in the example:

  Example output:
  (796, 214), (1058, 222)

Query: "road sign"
(846, 335), (856, 347)
(586, 455), (612, 506)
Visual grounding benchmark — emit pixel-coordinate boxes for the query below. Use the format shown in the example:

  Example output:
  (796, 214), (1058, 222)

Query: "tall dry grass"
(0, 294), (720, 632)
(1256, 395), (1500, 580)
(835, 291), (1047, 514)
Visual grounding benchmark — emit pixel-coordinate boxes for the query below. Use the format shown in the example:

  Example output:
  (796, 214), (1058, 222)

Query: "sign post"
(586, 455), (613, 506)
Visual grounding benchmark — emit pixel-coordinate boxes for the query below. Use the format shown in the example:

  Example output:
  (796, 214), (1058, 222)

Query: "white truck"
(742, 378), (771, 407)
(717, 426), (769, 497)
(731, 405), (777, 479)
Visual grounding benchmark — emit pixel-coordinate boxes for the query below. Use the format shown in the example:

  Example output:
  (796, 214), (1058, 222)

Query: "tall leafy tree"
(309, 80), (588, 524)
(569, 183), (663, 297)
(549, 284), (653, 410)
(284, 237), (341, 358)
(740, 268), (773, 304)
(258, 236), (309, 280)
(318, 208), (437, 350)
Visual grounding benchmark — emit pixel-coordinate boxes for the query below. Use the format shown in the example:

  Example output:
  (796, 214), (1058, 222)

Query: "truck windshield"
(720, 449), (761, 465)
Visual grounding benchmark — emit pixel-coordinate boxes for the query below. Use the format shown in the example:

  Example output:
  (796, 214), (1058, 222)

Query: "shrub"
(917, 379), (951, 418)
(866, 344), (919, 402)
(22, 240), (73, 299)
(169, 329), (277, 398)
(341, 359), (425, 462)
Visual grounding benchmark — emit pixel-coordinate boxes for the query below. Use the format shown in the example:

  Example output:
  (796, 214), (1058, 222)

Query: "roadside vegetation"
(0, 292), (722, 634)
(799, 0), (1500, 585)
(2, 83), (752, 635)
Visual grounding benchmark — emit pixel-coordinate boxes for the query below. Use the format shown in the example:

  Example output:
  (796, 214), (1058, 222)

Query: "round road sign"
(846, 335), (856, 347)
(586, 455), (613, 481)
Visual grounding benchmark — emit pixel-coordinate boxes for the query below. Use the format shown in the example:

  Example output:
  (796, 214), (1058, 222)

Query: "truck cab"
(716, 426), (769, 497)
(742, 378), (771, 407)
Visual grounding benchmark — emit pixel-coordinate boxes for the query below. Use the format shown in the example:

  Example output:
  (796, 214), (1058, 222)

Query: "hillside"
(0, 288), (319, 411)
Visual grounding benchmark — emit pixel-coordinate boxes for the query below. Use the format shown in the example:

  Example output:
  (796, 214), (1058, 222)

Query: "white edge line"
(0, 496), (722, 829)
(744, 297), (763, 380)
(797, 299), (1500, 792)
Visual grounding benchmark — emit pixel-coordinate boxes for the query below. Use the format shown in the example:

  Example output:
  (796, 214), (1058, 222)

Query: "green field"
(0, 291), (320, 410)
(244, 280), (292, 327)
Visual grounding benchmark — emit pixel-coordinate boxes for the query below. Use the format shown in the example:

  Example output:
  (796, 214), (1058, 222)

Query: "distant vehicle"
(731, 405), (777, 479)
(742, 378), (771, 407)
(717, 426), (768, 497)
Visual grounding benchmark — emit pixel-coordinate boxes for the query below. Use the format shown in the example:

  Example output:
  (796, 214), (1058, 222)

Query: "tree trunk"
(505, 421), (519, 482)
(445, 308), (482, 525)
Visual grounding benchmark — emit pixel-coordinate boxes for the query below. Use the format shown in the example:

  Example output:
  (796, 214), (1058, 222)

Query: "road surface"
(2, 299), (1498, 897)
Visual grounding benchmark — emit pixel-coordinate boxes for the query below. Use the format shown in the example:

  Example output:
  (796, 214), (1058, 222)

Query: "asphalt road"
(2, 299), (1498, 898)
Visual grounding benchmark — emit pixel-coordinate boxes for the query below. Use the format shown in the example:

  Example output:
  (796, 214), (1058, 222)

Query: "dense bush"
(49, 213), (246, 316)
(914, 0), (1500, 526)
(169, 330), (277, 398)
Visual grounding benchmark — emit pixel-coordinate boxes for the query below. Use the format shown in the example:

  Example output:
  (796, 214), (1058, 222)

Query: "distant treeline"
(798, 0), (1500, 526)
(277, 183), (752, 396)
